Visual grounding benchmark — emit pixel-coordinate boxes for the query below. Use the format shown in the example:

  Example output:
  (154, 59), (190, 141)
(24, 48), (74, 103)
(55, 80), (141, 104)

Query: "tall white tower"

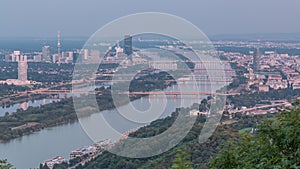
(57, 31), (61, 65)
(18, 55), (28, 81)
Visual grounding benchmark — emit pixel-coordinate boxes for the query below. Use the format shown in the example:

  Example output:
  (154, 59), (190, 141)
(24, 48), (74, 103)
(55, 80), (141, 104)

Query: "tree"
(0, 160), (13, 169)
(209, 109), (300, 169)
(171, 149), (193, 169)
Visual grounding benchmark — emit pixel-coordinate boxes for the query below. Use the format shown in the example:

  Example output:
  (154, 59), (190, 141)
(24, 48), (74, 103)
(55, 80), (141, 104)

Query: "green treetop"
(209, 109), (300, 169)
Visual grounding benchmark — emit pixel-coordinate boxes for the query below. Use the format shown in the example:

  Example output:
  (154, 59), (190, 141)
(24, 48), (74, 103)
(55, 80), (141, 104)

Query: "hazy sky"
(1, 0), (299, 37)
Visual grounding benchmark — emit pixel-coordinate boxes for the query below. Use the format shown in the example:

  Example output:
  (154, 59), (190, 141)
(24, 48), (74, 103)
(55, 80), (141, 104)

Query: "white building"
(189, 109), (209, 117)
(18, 55), (28, 81)
(83, 49), (89, 60)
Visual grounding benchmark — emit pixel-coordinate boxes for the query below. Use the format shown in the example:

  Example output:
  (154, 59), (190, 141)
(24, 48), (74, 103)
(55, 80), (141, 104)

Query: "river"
(0, 37), (234, 168)
(0, 98), (60, 117)
(0, 81), (227, 169)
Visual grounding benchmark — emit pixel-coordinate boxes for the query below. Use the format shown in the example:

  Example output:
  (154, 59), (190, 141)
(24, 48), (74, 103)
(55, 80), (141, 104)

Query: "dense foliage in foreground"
(0, 160), (13, 169)
(209, 109), (300, 169)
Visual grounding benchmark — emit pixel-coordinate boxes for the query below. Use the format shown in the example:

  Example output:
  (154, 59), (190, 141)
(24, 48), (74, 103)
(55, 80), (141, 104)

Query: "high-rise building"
(11, 55), (16, 62)
(34, 55), (42, 62)
(11, 50), (21, 62)
(253, 40), (261, 72)
(42, 46), (51, 61)
(124, 35), (133, 58)
(68, 52), (73, 60)
(18, 55), (28, 81)
(61, 52), (68, 59)
(114, 42), (124, 58)
(57, 31), (61, 65)
(83, 49), (89, 60)
(64, 52), (74, 63)
(253, 47), (260, 72)
(52, 54), (59, 63)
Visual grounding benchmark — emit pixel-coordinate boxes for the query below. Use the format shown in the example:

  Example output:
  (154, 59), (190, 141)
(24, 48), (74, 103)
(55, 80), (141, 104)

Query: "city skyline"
(1, 33), (300, 168)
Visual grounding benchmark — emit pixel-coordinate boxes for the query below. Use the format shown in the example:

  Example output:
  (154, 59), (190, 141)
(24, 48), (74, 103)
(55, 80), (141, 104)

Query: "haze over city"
(0, 1), (300, 169)
(1, 0), (300, 37)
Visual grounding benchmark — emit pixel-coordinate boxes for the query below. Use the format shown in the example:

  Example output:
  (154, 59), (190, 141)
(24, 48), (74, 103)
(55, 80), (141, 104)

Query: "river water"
(0, 98), (59, 117)
(0, 81), (227, 169)
(0, 92), (77, 117)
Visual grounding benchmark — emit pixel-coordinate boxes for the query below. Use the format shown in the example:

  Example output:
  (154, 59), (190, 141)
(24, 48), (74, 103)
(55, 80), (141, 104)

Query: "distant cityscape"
(1, 34), (300, 168)
(1, 0), (300, 168)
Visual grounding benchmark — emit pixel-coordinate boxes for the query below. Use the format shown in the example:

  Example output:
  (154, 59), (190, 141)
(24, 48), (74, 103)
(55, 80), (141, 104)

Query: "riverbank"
(0, 72), (175, 142)
(0, 93), (51, 110)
